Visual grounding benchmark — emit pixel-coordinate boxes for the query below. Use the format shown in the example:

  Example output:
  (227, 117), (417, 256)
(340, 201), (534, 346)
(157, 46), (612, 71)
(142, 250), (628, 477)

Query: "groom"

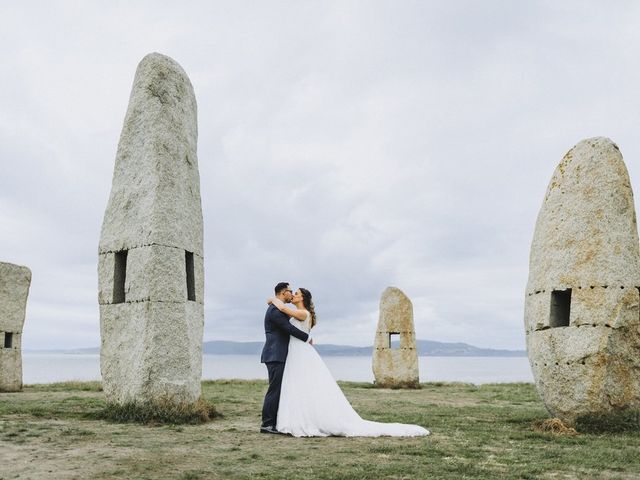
(260, 282), (311, 434)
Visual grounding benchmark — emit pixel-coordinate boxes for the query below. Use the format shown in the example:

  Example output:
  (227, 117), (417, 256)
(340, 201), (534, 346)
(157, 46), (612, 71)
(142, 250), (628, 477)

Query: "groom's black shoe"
(260, 425), (280, 434)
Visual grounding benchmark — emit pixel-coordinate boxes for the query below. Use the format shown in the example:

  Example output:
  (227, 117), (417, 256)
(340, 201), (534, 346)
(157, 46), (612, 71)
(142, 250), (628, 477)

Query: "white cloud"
(2, 1), (640, 350)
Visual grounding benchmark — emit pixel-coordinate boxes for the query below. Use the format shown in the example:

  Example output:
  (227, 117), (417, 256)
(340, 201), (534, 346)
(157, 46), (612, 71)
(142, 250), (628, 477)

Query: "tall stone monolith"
(525, 137), (640, 425)
(372, 287), (419, 388)
(98, 53), (204, 405)
(0, 262), (31, 392)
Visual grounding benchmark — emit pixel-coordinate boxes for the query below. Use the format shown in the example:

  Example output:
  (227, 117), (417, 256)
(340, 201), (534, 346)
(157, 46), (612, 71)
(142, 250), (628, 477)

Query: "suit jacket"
(260, 303), (310, 363)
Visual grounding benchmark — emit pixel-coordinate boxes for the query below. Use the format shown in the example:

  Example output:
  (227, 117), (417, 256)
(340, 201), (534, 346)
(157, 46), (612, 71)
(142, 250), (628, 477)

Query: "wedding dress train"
(276, 312), (430, 437)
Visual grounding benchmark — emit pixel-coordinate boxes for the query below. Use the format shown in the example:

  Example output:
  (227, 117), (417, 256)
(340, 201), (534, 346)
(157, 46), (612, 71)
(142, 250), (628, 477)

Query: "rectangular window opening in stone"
(186, 251), (195, 301)
(113, 250), (128, 304)
(4, 332), (13, 349)
(550, 289), (571, 327)
(388, 332), (400, 349)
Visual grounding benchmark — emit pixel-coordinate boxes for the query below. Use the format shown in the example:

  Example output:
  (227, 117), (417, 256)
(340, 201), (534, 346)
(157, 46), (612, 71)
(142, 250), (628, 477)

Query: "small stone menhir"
(372, 287), (419, 388)
(0, 261), (31, 392)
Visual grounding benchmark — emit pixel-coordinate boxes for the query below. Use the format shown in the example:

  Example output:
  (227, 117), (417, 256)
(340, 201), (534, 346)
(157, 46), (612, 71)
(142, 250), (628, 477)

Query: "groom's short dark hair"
(275, 282), (290, 295)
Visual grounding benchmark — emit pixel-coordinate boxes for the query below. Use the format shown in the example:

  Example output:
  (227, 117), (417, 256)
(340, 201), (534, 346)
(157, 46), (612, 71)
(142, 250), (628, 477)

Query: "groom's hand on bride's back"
(309, 338), (314, 345)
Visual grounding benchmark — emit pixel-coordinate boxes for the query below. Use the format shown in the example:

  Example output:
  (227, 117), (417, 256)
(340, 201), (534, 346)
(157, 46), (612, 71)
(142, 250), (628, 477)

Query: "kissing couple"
(260, 282), (430, 437)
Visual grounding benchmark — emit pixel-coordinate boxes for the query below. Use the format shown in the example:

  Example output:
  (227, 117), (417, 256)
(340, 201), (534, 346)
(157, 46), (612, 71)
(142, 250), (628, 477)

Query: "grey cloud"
(2, 1), (640, 350)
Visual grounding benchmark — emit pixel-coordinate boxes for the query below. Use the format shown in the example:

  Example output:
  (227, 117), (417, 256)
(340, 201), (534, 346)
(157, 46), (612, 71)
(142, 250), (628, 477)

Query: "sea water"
(22, 354), (533, 385)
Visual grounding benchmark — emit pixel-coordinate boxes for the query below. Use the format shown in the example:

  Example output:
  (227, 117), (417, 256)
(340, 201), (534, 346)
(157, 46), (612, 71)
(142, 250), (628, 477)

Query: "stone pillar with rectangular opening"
(524, 137), (640, 425)
(0, 262), (31, 392)
(372, 287), (419, 388)
(98, 53), (204, 406)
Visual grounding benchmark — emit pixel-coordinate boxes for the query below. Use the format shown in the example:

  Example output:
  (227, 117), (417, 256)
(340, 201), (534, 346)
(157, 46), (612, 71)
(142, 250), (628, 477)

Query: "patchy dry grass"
(90, 397), (220, 425)
(1, 380), (639, 479)
(532, 418), (578, 436)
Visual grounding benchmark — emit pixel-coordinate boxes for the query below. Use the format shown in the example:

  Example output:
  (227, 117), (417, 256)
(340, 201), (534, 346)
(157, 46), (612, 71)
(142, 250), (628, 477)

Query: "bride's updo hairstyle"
(299, 288), (316, 328)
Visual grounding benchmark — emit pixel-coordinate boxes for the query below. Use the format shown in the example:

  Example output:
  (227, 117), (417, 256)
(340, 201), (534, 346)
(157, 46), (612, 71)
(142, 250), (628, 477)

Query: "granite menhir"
(0, 262), (31, 392)
(525, 137), (640, 424)
(98, 53), (204, 405)
(372, 287), (419, 388)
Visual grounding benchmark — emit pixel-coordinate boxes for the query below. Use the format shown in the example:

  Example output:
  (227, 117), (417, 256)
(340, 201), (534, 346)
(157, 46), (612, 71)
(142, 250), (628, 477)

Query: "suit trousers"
(261, 361), (285, 427)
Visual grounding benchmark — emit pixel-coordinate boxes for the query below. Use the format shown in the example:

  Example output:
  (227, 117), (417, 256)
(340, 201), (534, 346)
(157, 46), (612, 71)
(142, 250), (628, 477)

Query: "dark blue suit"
(260, 304), (309, 428)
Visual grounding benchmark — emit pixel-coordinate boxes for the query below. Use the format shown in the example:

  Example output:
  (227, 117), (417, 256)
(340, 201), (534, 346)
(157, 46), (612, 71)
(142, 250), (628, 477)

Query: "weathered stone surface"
(99, 53), (201, 256)
(525, 137), (640, 424)
(372, 287), (419, 388)
(100, 302), (203, 404)
(0, 262), (31, 392)
(98, 53), (204, 405)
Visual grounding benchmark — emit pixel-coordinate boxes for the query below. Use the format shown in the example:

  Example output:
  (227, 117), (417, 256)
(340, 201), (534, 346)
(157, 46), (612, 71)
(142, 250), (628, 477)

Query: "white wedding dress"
(276, 312), (430, 437)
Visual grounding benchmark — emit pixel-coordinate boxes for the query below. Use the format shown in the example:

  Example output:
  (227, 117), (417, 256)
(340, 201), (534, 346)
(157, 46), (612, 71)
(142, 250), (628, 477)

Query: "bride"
(268, 288), (429, 437)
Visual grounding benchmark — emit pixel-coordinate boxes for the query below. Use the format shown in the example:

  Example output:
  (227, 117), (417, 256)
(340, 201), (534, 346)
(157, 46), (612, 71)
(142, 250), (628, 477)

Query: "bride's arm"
(269, 298), (308, 321)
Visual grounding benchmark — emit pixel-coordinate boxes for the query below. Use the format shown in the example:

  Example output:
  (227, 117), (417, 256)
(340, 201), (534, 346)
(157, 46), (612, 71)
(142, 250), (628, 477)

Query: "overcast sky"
(2, 1), (640, 350)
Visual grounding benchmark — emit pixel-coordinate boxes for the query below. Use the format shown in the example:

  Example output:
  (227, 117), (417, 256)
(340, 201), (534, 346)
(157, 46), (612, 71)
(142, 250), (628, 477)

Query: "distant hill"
(201, 339), (525, 357)
(24, 347), (100, 354)
(26, 340), (525, 357)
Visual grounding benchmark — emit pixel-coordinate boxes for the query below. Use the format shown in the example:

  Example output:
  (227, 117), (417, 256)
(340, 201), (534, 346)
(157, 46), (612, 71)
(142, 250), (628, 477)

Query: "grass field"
(1, 380), (639, 479)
